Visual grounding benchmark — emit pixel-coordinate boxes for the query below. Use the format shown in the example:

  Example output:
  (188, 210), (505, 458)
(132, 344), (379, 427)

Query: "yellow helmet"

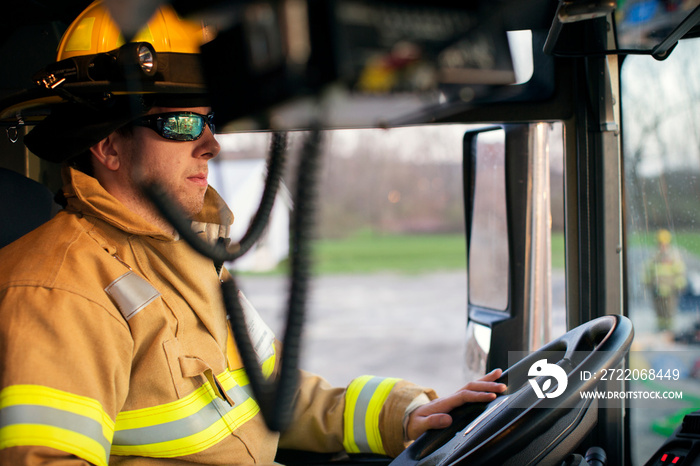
(31, 0), (214, 94)
(56, 1), (211, 61)
(657, 229), (672, 245)
(3, 0), (215, 162)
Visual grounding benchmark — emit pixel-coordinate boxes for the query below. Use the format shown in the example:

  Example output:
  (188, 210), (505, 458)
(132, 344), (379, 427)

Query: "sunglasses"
(131, 111), (215, 141)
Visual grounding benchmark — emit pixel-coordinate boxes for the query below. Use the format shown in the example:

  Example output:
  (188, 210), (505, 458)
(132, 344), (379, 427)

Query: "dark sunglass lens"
(207, 114), (215, 134)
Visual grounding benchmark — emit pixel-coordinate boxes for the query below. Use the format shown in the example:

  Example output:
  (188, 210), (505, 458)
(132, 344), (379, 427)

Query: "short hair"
(66, 124), (135, 177)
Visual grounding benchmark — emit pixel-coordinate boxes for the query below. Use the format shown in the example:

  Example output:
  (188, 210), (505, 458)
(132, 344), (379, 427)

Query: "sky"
(621, 38), (700, 176)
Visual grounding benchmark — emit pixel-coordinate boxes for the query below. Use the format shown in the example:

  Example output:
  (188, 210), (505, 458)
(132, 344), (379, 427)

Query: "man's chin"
(180, 198), (206, 220)
(149, 185), (206, 221)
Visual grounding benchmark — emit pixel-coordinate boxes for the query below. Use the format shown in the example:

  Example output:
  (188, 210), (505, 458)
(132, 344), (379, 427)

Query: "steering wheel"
(390, 315), (634, 466)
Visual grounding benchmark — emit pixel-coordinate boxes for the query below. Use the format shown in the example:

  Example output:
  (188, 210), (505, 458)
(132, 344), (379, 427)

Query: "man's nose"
(198, 126), (220, 159)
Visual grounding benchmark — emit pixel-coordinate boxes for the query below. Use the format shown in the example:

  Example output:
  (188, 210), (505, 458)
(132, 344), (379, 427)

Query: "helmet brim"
(17, 88), (211, 163)
(23, 95), (152, 163)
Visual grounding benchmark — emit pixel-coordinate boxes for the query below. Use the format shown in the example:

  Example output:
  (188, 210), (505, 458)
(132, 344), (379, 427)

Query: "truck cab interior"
(1, 1), (699, 465)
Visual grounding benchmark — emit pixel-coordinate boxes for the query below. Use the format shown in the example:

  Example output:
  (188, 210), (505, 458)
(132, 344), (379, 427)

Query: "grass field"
(628, 231), (700, 257)
(313, 231), (469, 274)
(247, 230), (569, 275)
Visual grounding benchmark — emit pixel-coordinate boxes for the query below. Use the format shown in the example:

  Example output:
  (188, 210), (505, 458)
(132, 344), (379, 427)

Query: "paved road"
(236, 270), (566, 397)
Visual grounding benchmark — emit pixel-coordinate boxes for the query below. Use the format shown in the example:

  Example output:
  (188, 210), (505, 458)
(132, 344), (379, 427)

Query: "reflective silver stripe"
(105, 271), (160, 321)
(230, 383), (254, 403)
(0, 404), (112, 456)
(113, 378), (255, 447)
(238, 291), (276, 362)
(352, 377), (385, 453)
(114, 397), (229, 446)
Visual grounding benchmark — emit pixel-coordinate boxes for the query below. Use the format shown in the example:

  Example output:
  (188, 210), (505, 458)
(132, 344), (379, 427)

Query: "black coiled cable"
(275, 126), (323, 430)
(144, 127), (323, 433)
(230, 132), (288, 261)
(143, 131), (287, 263)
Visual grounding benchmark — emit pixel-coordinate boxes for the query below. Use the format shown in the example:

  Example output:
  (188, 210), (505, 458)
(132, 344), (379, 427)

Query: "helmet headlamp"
(115, 42), (158, 79)
(137, 44), (156, 76)
(34, 42), (160, 89)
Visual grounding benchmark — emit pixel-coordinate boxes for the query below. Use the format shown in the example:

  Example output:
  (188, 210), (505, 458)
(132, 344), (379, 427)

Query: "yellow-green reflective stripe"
(112, 369), (260, 458)
(261, 342), (277, 379)
(0, 385), (113, 466)
(0, 425), (108, 466)
(343, 376), (400, 455)
(230, 367), (250, 387)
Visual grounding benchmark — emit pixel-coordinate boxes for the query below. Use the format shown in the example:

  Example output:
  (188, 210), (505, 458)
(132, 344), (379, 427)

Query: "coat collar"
(62, 166), (234, 242)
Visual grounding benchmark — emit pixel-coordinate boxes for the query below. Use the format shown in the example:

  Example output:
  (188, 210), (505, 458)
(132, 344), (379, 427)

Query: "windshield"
(622, 36), (700, 464)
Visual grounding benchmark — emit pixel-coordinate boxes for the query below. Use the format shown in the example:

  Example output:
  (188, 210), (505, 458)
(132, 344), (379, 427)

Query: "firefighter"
(644, 229), (687, 332)
(0, 2), (505, 464)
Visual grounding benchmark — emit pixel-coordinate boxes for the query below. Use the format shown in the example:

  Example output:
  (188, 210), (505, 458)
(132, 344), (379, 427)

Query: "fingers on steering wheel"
(461, 380), (507, 393)
(477, 368), (504, 382)
(456, 389), (499, 404)
(425, 388), (498, 416)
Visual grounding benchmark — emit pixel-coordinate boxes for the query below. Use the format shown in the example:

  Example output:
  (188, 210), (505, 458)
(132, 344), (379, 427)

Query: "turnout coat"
(0, 168), (436, 465)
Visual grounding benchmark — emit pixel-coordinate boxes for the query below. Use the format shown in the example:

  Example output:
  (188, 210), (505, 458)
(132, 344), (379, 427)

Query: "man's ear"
(90, 133), (123, 172)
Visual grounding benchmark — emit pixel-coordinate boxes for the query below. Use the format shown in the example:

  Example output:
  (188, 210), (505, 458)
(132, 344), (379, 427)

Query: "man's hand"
(406, 369), (507, 441)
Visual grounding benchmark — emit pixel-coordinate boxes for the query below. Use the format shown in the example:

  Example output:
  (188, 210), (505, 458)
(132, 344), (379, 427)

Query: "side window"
(468, 129), (509, 311)
(464, 123), (565, 380)
(622, 38), (700, 465)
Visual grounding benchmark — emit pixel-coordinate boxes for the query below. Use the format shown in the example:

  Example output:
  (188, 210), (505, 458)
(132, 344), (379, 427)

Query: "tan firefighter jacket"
(0, 167), (437, 465)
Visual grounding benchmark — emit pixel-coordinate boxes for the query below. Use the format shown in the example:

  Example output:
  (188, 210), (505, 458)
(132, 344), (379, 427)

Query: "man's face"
(120, 106), (220, 218)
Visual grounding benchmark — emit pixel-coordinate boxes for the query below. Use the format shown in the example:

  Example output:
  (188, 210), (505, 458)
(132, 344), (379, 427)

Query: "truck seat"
(0, 168), (60, 249)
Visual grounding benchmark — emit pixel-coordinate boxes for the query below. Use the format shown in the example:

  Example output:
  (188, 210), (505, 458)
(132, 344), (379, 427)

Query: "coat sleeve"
(278, 370), (437, 458)
(0, 286), (133, 466)
(223, 280), (438, 458)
